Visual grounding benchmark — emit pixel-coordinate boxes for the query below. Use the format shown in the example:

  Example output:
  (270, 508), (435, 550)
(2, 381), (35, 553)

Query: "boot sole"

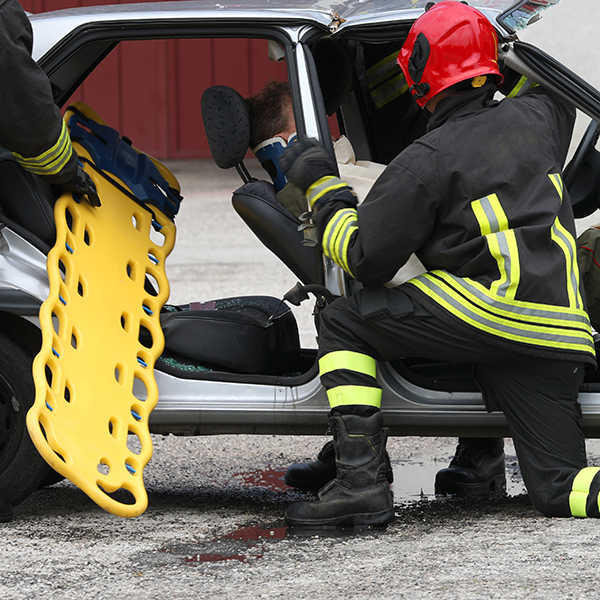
(285, 507), (395, 528)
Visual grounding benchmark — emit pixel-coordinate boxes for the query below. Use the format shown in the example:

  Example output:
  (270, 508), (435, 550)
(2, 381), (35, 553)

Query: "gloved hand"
(64, 165), (101, 207)
(279, 137), (337, 194)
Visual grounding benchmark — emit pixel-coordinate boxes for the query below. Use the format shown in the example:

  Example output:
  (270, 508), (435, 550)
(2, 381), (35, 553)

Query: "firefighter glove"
(280, 137), (337, 194)
(65, 165), (101, 207)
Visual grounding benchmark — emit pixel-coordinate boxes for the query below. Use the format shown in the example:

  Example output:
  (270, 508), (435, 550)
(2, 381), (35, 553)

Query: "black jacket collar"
(426, 83), (497, 132)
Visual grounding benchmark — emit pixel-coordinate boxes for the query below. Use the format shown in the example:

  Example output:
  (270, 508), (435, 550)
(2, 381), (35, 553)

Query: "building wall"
(19, 0), (288, 159)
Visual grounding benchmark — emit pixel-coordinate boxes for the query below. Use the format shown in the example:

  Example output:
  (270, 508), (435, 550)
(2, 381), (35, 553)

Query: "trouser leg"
(315, 286), (598, 518)
(317, 286), (514, 409)
(475, 358), (598, 517)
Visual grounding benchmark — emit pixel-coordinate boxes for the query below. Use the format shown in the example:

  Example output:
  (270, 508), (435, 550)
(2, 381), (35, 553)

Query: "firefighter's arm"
(0, 0), (99, 205)
(280, 138), (360, 276)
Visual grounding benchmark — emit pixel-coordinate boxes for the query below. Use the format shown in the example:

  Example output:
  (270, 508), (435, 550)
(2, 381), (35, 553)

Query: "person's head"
(246, 80), (296, 149)
(246, 81), (297, 191)
(397, 1), (503, 112)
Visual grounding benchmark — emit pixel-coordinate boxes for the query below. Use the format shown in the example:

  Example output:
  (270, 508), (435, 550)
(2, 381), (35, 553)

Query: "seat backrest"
(0, 148), (56, 246)
(232, 180), (323, 285)
(201, 85), (323, 285)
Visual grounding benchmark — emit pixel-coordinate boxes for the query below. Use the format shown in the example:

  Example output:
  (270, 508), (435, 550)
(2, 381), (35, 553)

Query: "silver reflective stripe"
(431, 271), (590, 328)
(552, 218), (583, 310)
(409, 272), (594, 354)
(494, 231), (514, 297)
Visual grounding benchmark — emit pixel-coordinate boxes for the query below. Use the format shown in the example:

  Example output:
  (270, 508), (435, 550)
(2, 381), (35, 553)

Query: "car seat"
(200, 84), (323, 286)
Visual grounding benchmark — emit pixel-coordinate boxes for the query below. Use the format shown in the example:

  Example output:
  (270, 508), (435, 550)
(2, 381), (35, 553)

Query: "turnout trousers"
(317, 285), (600, 517)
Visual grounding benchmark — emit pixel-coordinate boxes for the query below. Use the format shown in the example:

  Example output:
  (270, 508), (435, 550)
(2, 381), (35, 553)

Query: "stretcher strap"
(27, 141), (176, 518)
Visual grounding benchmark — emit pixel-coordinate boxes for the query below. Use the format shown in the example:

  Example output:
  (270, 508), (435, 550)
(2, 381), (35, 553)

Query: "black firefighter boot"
(284, 439), (394, 491)
(435, 438), (506, 496)
(285, 409), (395, 527)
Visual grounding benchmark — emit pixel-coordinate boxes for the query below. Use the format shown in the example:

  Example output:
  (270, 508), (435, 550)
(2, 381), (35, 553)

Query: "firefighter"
(0, 0), (99, 205)
(0, 0), (100, 523)
(280, 0), (597, 527)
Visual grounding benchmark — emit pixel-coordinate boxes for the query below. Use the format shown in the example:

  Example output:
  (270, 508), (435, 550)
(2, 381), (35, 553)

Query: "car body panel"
(29, 0), (560, 61)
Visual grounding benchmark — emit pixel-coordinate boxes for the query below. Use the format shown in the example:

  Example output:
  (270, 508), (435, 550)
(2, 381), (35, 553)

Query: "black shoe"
(285, 440), (394, 491)
(435, 438), (506, 497)
(0, 496), (12, 523)
(285, 410), (395, 527)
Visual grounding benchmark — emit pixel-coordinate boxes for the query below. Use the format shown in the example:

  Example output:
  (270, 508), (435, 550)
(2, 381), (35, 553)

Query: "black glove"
(279, 137), (337, 194)
(64, 165), (101, 207)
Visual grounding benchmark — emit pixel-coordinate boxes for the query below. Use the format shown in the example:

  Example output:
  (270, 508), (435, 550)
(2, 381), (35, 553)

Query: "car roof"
(29, 0), (559, 61)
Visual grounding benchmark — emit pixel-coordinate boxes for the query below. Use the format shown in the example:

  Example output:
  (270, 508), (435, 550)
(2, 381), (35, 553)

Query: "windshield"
(497, 0), (560, 33)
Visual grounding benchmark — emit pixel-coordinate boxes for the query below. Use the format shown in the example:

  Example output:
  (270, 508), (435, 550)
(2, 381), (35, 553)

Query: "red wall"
(19, 0), (289, 159)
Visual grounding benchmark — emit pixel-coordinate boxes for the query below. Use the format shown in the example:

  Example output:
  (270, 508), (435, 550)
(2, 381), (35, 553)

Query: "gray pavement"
(4, 3), (600, 598)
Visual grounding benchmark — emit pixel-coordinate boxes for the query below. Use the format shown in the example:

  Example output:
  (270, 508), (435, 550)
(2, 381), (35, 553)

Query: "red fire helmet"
(397, 1), (504, 108)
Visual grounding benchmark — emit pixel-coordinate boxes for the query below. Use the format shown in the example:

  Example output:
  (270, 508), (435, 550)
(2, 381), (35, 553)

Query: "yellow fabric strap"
(306, 176), (348, 209)
(13, 119), (74, 177)
(326, 385), (382, 408)
(365, 50), (403, 88)
(319, 351), (377, 379)
(569, 467), (600, 517)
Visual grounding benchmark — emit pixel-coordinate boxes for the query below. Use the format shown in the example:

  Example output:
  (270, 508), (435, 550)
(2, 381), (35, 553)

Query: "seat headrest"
(201, 86), (251, 169)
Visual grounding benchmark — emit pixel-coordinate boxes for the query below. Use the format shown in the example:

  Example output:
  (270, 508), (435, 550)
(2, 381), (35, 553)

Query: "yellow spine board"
(27, 141), (176, 518)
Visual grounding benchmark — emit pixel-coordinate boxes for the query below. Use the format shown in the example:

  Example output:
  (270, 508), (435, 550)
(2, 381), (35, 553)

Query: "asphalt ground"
(4, 2), (600, 598)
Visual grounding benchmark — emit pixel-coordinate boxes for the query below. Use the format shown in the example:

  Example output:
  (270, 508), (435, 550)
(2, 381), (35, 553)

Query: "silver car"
(2, 0), (599, 513)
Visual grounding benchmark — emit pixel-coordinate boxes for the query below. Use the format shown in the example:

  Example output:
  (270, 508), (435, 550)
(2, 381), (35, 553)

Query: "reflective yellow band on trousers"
(326, 385), (382, 408)
(569, 466), (600, 517)
(13, 119), (74, 177)
(319, 351), (377, 379)
(306, 176), (348, 208)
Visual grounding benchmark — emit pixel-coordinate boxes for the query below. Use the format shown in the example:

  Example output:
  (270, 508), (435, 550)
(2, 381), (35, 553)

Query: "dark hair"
(246, 80), (293, 148)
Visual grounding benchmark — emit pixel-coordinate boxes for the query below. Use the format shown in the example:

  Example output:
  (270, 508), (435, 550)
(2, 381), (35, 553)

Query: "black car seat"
(0, 147), (56, 251)
(200, 84), (323, 286)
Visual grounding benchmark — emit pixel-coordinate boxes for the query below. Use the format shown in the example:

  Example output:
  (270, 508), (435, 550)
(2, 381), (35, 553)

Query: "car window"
(63, 38), (289, 161)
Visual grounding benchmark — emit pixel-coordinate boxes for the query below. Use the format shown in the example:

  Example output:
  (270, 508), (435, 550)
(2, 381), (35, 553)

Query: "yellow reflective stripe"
(432, 270), (591, 329)
(569, 467), (600, 517)
(319, 351), (377, 379)
(506, 75), (536, 98)
(322, 208), (358, 276)
(409, 272), (594, 354)
(549, 172), (564, 198)
(548, 173), (583, 310)
(503, 230), (521, 300)
(326, 385), (382, 408)
(370, 73), (409, 109)
(306, 176), (348, 209)
(13, 120), (74, 176)
(471, 194), (520, 300)
(365, 51), (402, 88)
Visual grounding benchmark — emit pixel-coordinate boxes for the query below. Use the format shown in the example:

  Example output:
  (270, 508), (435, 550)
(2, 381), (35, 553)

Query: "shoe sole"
(285, 507), (395, 528)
